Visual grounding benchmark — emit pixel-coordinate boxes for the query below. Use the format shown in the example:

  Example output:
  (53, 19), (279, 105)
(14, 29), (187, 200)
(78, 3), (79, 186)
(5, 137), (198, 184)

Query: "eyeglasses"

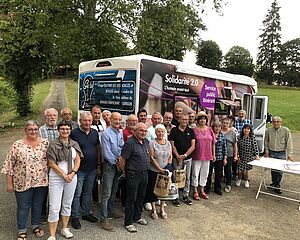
(27, 128), (39, 132)
(63, 113), (72, 116)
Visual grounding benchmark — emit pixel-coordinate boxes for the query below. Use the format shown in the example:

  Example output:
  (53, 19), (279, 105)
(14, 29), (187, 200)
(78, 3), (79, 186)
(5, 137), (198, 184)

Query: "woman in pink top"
(192, 112), (216, 200)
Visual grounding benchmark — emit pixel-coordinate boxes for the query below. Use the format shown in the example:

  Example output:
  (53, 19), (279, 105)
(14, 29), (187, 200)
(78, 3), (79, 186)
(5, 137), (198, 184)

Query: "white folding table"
(249, 157), (300, 210)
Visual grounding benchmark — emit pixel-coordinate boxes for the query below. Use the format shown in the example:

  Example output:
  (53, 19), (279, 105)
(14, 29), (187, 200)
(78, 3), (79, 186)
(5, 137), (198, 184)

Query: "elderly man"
(188, 111), (196, 128)
(118, 122), (150, 233)
(146, 112), (164, 141)
(234, 110), (252, 137)
(39, 108), (59, 223)
(264, 116), (293, 194)
(169, 114), (195, 206)
(70, 112), (101, 229)
(61, 107), (79, 129)
(100, 112), (124, 231)
(123, 114), (138, 142)
(163, 112), (175, 136)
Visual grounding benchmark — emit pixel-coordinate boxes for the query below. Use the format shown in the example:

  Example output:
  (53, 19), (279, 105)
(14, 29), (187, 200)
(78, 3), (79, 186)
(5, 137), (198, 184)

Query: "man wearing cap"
(169, 113), (195, 206)
(264, 116), (293, 194)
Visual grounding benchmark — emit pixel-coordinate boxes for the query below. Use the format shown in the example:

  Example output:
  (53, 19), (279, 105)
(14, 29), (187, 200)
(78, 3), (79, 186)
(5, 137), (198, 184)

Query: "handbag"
(153, 173), (171, 198)
(173, 165), (186, 189)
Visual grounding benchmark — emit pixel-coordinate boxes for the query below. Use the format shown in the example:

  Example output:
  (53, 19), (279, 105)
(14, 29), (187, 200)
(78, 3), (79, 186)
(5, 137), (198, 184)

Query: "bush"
(0, 80), (16, 114)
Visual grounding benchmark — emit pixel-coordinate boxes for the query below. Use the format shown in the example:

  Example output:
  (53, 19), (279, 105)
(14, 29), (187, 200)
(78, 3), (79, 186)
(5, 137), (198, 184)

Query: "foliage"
(223, 45), (254, 77)
(256, 0), (282, 85)
(196, 40), (222, 69)
(0, 79), (16, 114)
(134, 0), (204, 60)
(0, 0), (53, 116)
(277, 38), (300, 86)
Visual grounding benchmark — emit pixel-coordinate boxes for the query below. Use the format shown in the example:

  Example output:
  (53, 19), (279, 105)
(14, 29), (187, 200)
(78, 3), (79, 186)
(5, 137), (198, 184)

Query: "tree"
(134, 0), (204, 60)
(196, 40), (222, 69)
(277, 38), (300, 86)
(223, 46), (254, 77)
(0, 1), (54, 116)
(256, 0), (281, 84)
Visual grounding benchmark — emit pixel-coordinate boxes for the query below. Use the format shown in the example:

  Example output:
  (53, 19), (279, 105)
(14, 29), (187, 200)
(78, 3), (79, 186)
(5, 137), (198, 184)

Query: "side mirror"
(266, 113), (272, 123)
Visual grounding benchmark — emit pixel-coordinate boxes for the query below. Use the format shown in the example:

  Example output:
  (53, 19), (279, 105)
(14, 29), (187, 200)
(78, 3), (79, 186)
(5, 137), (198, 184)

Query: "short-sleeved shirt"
(123, 127), (134, 143)
(39, 124), (59, 141)
(70, 127), (99, 172)
(121, 136), (150, 172)
(169, 126), (195, 159)
(1, 139), (49, 192)
(192, 127), (216, 161)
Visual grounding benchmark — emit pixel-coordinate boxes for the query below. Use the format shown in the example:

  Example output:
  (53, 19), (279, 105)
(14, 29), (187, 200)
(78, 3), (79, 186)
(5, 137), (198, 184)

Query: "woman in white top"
(46, 121), (83, 240)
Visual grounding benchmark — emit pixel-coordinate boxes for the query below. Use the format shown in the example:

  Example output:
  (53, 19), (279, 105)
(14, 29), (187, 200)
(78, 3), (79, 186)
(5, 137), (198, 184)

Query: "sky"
(184, 0), (300, 64)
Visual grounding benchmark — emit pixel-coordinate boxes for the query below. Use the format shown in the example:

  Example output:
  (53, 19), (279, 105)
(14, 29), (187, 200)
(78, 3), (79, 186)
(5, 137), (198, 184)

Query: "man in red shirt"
(123, 114), (138, 142)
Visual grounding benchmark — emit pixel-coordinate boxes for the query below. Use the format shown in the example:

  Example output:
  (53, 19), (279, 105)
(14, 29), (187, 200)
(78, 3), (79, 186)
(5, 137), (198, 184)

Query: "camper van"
(78, 54), (268, 152)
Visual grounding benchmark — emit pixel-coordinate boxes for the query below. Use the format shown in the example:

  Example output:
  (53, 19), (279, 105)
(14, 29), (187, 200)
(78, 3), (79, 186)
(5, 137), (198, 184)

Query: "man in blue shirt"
(234, 110), (252, 137)
(70, 112), (101, 229)
(100, 112), (124, 231)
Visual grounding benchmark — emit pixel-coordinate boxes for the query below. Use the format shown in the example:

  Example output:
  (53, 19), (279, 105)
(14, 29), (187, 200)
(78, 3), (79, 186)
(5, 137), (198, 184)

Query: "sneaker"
(135, 218), (148, 225)
(244, 180), (250, 188)
(60, 228), (73, 239)
(236, 179), (242, 187)
(125, 224), (137, 233)
(274, 188), (282, 194)
(71, 217), (81, 229)
(182, 196), (193, 205)
(144, 203), (152, 211)
(47, 237), (56, 240)
(172, 198), (181, 207)
(100, 219), (114, 231)
(82, 214), (98, 222)
(224, 185), (232, 193)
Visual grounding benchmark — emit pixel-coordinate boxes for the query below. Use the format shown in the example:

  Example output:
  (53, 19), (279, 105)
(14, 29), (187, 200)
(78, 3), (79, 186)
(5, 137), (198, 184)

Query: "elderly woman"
(144, 124), (172, 220)
(1, 120), (48, 240)
(46, 120), (83, 240)
(192, 112), (216, 200)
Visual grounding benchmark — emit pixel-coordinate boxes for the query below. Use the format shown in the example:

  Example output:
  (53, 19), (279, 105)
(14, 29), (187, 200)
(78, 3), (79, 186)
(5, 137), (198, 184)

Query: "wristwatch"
(72, 170), (78, 174)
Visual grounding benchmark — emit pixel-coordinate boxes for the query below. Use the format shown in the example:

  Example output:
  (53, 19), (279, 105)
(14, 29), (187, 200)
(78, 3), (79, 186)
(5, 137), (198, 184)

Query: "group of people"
(1, 105), (293, 239)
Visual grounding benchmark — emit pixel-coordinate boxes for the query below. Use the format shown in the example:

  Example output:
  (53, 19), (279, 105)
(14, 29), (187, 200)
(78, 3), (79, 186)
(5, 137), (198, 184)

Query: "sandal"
(17, 232), (27, 240)
(33, 227), (44, 237)
(150, 211), (158, 220)
(193, 192), (200, 200)
(160, 212), (168, 220)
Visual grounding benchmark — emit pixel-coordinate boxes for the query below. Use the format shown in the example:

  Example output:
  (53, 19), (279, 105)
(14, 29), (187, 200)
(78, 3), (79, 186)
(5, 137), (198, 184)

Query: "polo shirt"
(169, 126), (195, 159)
(121, 135), (150, 172)
(70, 127), (99, 172)
(123, 127), (134, 143)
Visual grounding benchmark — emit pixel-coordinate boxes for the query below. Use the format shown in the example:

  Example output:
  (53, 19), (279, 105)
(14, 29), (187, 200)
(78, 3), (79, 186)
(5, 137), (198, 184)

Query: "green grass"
(259, 86), (300, 131)
(0, 79), (52, 128)
(65, 79), (78, 117)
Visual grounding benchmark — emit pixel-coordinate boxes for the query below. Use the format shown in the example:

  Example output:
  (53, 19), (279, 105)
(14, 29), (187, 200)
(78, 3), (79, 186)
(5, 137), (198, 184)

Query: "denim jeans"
(15, 187), (47, 233)
(173, 158), (191, 197)
(270, 150), (286, 188)
(100, 162), (120, 221)
(71, 169), (96, 218)
(124, 170), (148, 226)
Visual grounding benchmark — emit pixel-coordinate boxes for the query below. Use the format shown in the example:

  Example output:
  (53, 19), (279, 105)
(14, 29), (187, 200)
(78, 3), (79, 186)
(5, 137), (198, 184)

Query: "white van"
(78, 54), (268, 152)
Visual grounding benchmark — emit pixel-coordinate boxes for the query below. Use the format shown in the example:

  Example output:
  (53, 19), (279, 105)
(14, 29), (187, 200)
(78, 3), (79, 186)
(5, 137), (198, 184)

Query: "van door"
(250, 96), (268, 153)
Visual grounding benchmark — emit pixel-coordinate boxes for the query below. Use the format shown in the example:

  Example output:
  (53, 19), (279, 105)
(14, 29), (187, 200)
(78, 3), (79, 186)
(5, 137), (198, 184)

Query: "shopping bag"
(173, 165), (186, 189)
(153, 173), (171, 198)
